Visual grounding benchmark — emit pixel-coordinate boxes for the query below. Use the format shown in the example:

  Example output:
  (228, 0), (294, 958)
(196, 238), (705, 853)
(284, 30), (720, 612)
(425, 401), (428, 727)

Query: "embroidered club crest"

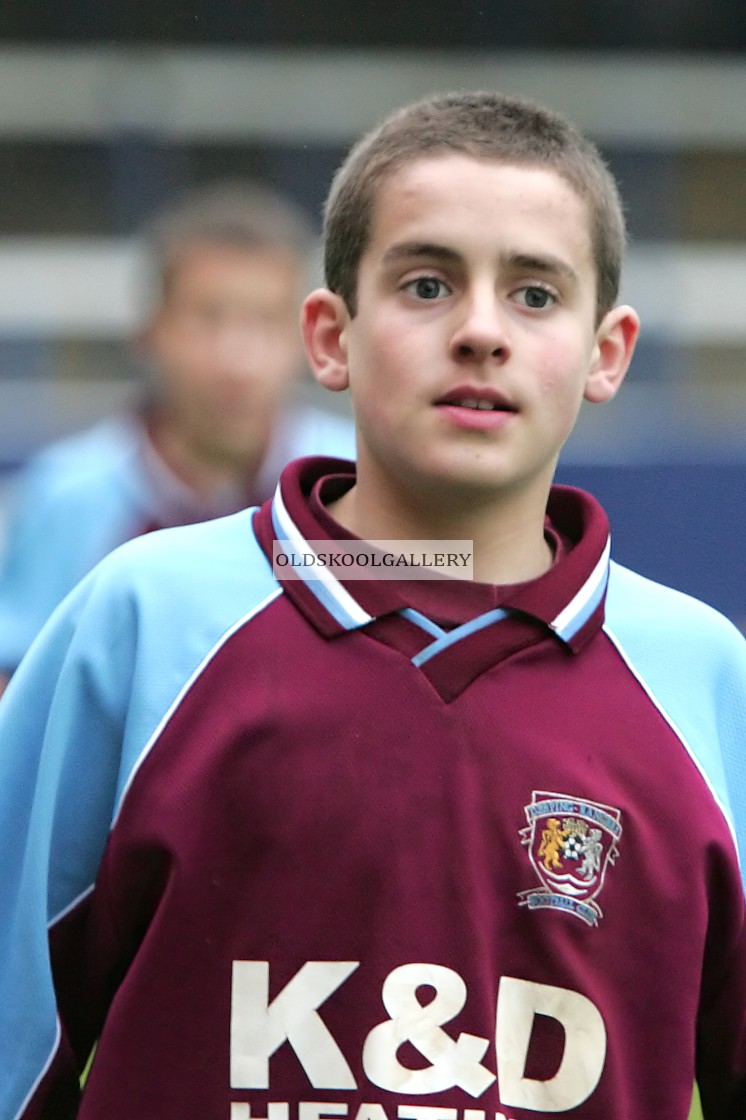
(518, 791), (622, 926)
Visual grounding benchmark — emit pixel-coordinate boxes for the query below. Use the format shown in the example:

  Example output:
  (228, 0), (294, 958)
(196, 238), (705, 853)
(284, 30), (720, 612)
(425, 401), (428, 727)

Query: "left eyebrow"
(502, 252), (580, 285)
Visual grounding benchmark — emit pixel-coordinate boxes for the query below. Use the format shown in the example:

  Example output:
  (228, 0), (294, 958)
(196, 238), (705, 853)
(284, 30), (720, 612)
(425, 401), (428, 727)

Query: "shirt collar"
(253, 456), (611, 652)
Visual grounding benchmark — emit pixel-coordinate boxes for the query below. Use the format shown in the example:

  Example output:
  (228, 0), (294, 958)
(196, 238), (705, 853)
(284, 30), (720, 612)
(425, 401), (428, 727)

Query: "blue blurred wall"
(556, 462), (745, 624)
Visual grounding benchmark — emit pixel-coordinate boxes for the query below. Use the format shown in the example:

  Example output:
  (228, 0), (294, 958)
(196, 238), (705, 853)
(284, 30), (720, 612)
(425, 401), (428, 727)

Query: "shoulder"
(77, 507), (281, 642)
(604, 561), (746, 709)
(606, 560), (745, 666)
(27, 414), (139, 474)
(0, 415), (146, 592)
(5, 510), (282, 792)
(16, 414), (142, 505)
(605, 561), (746, 866)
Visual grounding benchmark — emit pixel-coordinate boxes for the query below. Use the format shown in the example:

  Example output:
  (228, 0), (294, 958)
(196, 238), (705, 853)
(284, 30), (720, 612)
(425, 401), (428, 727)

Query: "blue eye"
(518, 286), (555, 309)
(407, 277), (449, 300)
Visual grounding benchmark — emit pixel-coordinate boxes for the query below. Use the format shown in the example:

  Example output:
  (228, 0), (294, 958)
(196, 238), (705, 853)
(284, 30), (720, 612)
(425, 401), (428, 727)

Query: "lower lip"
(436, 404), (516, 431)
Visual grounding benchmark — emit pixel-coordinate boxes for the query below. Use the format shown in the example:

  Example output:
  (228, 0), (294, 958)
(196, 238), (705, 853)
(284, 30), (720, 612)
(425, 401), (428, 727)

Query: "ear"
(584, 304), (640, 404)
(301, 288), (352, 393)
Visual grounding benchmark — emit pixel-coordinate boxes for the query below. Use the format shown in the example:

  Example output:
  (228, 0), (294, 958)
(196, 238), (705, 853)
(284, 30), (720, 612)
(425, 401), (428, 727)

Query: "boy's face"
(306, 154), (637, 515)
(142, 243), (305, 472)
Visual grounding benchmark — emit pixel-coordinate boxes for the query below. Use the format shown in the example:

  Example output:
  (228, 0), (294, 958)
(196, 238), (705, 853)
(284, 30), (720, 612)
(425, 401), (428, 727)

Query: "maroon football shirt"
(10, 456), (743, 1119)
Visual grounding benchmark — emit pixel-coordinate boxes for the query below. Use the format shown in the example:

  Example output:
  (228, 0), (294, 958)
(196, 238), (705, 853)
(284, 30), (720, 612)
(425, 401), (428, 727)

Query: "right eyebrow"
(380, 242), (463, 267)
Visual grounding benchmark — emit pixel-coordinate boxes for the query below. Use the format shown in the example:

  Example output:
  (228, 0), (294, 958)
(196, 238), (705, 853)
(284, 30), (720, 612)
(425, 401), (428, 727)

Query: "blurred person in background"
(0, 180), (355, 694)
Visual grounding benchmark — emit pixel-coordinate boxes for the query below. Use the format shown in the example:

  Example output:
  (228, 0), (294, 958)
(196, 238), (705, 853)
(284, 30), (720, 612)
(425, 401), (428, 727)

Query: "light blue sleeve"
(0, 465), (89, 670)
(0, 511), (280, 1118)
(0, 421), (147, 673)
(605, 561), (746, 880)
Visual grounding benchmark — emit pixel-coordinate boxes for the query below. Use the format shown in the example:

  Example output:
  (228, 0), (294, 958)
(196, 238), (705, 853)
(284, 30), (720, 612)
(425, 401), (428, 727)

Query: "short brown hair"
(145, 180), (315, 304)
(323, 90), (626, 322)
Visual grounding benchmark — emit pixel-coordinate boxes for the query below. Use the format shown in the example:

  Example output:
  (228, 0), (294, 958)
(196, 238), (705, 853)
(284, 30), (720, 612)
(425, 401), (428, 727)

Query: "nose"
(449, 287), (511, 364)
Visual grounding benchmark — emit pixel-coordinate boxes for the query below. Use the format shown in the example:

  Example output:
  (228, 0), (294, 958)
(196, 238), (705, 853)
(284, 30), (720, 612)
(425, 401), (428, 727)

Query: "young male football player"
(0, 180), (354, 695)
(0, 91), (744, 1120)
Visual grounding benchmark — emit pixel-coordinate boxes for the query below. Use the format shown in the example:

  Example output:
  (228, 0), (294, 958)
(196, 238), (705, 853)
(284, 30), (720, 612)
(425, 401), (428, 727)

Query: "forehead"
(366, 154), (593, 265)
(164, 241), (303, 301)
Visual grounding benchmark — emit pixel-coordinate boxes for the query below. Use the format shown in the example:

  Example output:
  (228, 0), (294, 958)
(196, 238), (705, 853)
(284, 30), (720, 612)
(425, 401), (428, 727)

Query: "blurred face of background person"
(140, 238), (306, 490)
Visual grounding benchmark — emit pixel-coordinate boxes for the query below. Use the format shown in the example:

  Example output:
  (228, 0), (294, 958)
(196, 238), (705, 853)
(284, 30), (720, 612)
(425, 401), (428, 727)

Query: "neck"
(328, 470), (555, 585)
(148, 417), (264, 500)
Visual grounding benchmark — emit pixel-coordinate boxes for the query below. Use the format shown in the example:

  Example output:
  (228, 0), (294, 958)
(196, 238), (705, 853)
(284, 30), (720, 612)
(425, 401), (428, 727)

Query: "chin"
(427, 450), (514, 483)
(400, 458), (509, 498)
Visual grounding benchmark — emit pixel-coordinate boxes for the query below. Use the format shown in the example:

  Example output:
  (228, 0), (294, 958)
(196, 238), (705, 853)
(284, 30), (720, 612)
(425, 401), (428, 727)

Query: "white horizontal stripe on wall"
(0, 49), (745, 145)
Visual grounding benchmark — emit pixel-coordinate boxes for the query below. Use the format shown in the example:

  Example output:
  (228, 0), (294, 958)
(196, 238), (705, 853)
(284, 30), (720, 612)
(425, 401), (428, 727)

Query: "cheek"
(160, 353), (210, 397)
(345, 345), (398, 436)
(533, 337), (589, 403)
(353, 307), (421, 364)
(345, 310), (422, 414)
(157, 327), (215, 374)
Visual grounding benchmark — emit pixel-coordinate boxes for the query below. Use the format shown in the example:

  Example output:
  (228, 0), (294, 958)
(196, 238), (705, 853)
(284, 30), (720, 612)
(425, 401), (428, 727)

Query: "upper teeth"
(458, 398), (496, 410)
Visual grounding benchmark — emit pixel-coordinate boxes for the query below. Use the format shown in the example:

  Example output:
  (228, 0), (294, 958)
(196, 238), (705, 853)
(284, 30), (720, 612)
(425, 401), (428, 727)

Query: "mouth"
(433, 386), (518, 432)
(436, 388), (517, 413)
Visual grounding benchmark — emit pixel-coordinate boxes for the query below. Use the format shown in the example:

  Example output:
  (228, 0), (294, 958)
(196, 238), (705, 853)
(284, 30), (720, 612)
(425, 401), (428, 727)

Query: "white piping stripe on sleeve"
(111, 587), (283, 829)
(272, 483), (371, 629)
(12, 1017), (62, 1120)
(32, 589), (283, 1116)
(604, 621), (740, 865)
(551, 535), (611, 638)
(49, 882), (95, 929)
